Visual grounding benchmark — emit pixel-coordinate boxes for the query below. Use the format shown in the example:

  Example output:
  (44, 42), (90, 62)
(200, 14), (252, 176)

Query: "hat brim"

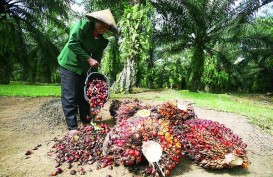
(86, 16), (118, 34)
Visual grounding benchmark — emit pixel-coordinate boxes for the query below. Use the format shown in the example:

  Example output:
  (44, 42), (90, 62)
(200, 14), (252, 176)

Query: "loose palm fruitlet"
(51, 123), (110, 171)
(86, 79), (109, 115)
(180, 119), (250, 169)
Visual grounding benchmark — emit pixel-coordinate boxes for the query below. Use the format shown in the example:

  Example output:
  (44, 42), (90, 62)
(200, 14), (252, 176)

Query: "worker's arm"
(68, 19), (92, 62)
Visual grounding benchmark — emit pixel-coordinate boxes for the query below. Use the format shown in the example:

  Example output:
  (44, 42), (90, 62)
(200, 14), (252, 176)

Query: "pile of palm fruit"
(50, 99), (250, 176)
(103, 115), (183, 176)
(50, 123), (111, 176)
(180, 119), (249, 169)
(105, 99), (249, 175)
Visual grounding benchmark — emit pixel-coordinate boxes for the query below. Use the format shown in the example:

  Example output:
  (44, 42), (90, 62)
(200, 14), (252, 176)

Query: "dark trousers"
(60, 67), (90, 130)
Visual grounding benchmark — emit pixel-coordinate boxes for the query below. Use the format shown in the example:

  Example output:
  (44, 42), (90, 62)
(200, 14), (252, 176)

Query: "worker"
(57, 9), (118, 135)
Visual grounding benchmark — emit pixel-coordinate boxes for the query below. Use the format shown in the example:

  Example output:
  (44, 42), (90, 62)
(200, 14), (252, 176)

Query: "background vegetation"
(1, 0), (272, 94)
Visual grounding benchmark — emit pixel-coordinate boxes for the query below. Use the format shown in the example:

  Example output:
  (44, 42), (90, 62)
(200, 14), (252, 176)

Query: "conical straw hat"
(86, 9), (118, 33)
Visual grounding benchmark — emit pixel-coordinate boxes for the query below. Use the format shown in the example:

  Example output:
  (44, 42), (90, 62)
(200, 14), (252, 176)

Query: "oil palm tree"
(0, 0), (71, 83)
(232, 16), (273, 92)
(151, 0), (272, 91)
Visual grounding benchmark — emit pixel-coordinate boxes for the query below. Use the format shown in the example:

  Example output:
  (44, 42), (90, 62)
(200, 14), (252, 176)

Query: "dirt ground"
(0, 96), (272, 177)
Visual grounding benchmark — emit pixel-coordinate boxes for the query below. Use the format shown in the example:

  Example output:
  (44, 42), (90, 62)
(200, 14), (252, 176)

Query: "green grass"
(0, 82), (61, 97)
(0, 84), (272, 134)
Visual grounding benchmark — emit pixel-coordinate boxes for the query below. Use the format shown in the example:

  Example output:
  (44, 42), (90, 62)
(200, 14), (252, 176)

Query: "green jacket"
(58, 18), (109, 75)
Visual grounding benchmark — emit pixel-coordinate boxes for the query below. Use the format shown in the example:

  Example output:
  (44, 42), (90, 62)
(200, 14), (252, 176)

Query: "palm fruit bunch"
(109, 99), (145, 123)
(157, 101), (196, 126)
(180, 119), (250, 169)
(86, 78), (109, 115)
(50, 123), (111, 172)
(109, 100), (122, 117)
(103, 108), (183, 177)
(140, 118), (183, 177)
(103, 115), (156, 167)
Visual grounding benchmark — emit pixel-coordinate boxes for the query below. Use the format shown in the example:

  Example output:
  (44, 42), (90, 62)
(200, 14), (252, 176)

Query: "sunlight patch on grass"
(0, 83), (60, 96)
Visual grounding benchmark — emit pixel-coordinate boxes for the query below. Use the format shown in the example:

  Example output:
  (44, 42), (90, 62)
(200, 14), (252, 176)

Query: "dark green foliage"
(1, 0), (272, 94)
(101, 36), (122, 85)
(202, 56), (231, 93)
(0, 0), (70, 83)
(151, 0), (272, 92)
(138, 51), (191, 89)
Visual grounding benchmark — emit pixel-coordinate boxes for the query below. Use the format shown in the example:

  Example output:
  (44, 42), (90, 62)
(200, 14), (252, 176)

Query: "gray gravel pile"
(16, 98), (66, 133)
(37, 98), (65, 127)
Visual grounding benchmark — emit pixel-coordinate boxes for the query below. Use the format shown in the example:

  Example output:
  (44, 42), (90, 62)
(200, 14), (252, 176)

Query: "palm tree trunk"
(188, 43), (205, 92)
(0, 52), (11, 84)
(109, 38), (120, 85)
(111, 58), (137, 93)
(0, 0), (6, 18)
(147, 47), (155, 89)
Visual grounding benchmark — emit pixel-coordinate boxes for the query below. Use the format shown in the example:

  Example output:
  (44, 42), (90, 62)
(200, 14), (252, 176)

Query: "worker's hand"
(87, 58), (100, 68)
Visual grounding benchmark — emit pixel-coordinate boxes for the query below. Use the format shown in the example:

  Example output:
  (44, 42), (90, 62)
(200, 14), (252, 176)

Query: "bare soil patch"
(0, 96), (272, 177)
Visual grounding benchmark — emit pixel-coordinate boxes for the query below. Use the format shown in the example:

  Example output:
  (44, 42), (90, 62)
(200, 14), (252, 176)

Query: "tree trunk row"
(111, 58), (137, 93)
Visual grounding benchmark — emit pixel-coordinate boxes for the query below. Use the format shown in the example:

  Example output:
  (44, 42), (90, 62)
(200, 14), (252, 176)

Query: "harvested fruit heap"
(103, 112), (183, 177)
(106, 100), (250, 174)
(103, 100), (197, 176)
(86, 78), (109, 115)
(180, 119), (250, 169)
(50, 123), (110, 176)
(49, 99), (250, 176)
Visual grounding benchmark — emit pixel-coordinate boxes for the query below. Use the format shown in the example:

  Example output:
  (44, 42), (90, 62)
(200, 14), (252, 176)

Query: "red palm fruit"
(50, 171), (57, 176)
(101, 162), (107, 168)
(96, 115), (102, 121)
(70, 170), (76, 175)
(181, 119), (250, 169)
(152, 131), (157, 137)
(56, 167), (63, 174)
(165, 170), (170, 175)
(133, 150), (141, 157)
